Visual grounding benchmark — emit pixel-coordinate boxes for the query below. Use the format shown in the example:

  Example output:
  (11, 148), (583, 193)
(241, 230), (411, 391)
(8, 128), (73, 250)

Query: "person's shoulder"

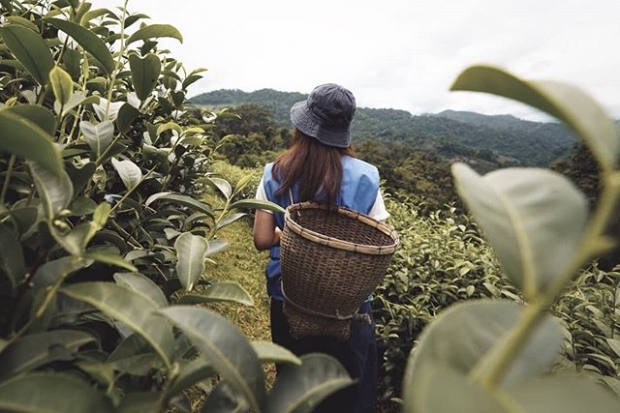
(343, 156), (379, 174)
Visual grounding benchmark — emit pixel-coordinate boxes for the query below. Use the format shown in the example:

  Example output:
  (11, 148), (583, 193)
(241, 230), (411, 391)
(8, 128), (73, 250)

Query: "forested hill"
(189, 88), (579, 167)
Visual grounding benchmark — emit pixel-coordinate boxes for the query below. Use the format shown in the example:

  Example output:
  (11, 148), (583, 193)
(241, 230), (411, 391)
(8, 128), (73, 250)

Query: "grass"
(205, 216), (272, 342)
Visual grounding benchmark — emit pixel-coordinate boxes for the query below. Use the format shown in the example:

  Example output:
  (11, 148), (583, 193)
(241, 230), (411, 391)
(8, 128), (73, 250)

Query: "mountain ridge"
(189, 88), (579, 167)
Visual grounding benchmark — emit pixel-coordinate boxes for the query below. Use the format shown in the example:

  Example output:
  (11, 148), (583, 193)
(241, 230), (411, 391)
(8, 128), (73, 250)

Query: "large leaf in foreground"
(264, 353), (354, 413)
(403, 300), (565, 412)
(0, 110), (63, 177)
(0, 330), (95, 379)
(158, 306), (265, 412)
(60, 282), (174, 370)
(451, 65), (620, 171)
(0, 373), (114, 413)
(508, 376), (620, 412)
(0, 25), (54, 85)
(451, 163), (588, 298)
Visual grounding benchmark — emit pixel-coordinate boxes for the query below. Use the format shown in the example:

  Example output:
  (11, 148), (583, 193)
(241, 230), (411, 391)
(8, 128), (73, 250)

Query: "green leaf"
(129, 53), (162, 101)
(182, 73), (205, 91)
(117, 102), (142, 134)
(146, 192), (214, 218)
(216, 212), (247, 231)
(606, 338), (620, 358)
(206, 239), (230, 257)
(58, 92), (100, 118)
(178, 282), (253, 306)
(0, 373), (114, 413)
(127, 24), (183, 45)
(508, 376), (620, 412)
(65, 161), (96, 194)
(111, 158), (142, 190)
(251, 341), (301, 366)
(158, 306), (265, 412)
(114, 272), (168, 308)
(31, 256), (92, 291)
(0, 330), (95, 380)
(164, 358), (215, 402)
(175, 232), (208, 292)
(230, 198), (286, 214)
(404, 365), (503, 413)
(52, 221), (100, 255)
(80, 120), (114, 156)
(451, 65), (620, 171)
(83, 251), (138, 272)
(3, 104), (56, 136)
(49, 66), (73, 106)
(0, 25), (54, 85)
(0, 110), (63, 177)
(198, 177), (232, 199)
(46, 18), (116, 75)
(30, 161), (74, 219)
(264, 353), (355, 413)
(60, 282), (174, 370)
(0, 224), (26, 290)
(403, 300), (565, 412)
(451, 164), (588, 298)
(6, 16), (40, 32)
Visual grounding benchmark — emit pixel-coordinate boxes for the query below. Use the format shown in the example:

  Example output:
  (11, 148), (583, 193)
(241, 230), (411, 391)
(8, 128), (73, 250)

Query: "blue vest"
(261, 155), (380, 300)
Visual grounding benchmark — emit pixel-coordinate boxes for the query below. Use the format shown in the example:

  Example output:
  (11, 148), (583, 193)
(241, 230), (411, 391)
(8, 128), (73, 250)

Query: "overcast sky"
(95, 0), (620, 121)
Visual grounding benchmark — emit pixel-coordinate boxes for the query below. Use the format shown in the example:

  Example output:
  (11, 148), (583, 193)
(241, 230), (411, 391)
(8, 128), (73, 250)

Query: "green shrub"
(0, 1), (355, 411)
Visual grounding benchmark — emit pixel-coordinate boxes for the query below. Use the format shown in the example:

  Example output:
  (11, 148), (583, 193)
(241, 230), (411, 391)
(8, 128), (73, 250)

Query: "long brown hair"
(273, 129), (355, 206)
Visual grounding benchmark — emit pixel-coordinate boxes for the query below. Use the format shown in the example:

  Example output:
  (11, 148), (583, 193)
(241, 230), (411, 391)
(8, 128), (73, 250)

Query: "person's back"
(253, 83), (389, 413)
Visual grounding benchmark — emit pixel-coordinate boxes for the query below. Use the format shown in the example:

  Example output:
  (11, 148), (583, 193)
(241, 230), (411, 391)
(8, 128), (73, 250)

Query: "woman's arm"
(253, 210), (281, 250)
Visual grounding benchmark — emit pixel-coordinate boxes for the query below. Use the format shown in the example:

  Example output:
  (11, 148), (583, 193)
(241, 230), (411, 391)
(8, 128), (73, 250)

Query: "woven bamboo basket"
(280, 202), (399, 341)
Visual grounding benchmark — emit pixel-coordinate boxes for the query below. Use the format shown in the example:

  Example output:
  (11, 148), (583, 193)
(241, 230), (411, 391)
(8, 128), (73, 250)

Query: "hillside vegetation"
(190, 88), (579, 167)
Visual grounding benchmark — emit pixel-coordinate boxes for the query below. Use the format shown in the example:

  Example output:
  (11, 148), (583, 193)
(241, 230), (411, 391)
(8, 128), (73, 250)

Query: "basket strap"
(281, 287), (371, 324)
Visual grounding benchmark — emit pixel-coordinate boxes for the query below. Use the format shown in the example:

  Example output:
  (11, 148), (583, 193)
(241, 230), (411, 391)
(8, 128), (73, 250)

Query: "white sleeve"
(255, 177), (274, 214)
(368, 189), (390, 221)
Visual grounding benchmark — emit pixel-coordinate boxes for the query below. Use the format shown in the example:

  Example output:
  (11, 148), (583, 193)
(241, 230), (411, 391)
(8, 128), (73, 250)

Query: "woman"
(253, 83), (389, 413)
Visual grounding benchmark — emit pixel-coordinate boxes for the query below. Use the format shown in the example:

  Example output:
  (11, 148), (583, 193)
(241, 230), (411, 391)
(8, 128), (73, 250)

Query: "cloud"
(91, 0), (620, 120)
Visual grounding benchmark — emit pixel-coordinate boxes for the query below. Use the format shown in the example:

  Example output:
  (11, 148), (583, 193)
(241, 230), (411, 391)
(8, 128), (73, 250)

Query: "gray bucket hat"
(290, 83), (356, 148)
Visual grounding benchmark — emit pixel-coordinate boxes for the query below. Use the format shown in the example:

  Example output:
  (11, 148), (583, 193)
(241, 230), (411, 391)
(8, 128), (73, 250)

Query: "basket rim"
(283, 202), (399, 255)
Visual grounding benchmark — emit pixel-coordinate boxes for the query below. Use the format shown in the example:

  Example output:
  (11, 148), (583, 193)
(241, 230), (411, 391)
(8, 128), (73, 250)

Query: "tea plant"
(373, 197), (516, 403)
(0, 1), (355, 411)
(402, 65), (620, 412)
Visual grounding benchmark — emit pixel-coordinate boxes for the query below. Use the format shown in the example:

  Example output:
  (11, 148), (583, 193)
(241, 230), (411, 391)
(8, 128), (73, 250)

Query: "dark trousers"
(270, 299), (378, 413)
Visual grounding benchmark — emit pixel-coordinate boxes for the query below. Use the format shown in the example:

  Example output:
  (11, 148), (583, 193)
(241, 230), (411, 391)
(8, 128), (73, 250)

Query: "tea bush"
(373, 195), (518, 403)
(0, 1), (356, 411)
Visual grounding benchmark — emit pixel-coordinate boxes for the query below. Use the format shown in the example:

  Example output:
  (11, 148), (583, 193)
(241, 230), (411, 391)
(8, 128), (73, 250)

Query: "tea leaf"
(129, 53), (162, 101)
(0, 111), (63, 178)
(61, 282), (174, 369)
(46, 18), (116, 75)
(0, 373), (114, 413)
(49, 66), (73, 107)
(127, 24), (183, 45)
(0, 25), (54, 85)
(264, 353), (355, 413)
(159, 306), (265, 412)
(177, 282), (253, 306)
(175, 232), (208, 292)
(111, 158), (142, 190)
(451, 163), (588, 298)
(251, 341), (301, 366)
